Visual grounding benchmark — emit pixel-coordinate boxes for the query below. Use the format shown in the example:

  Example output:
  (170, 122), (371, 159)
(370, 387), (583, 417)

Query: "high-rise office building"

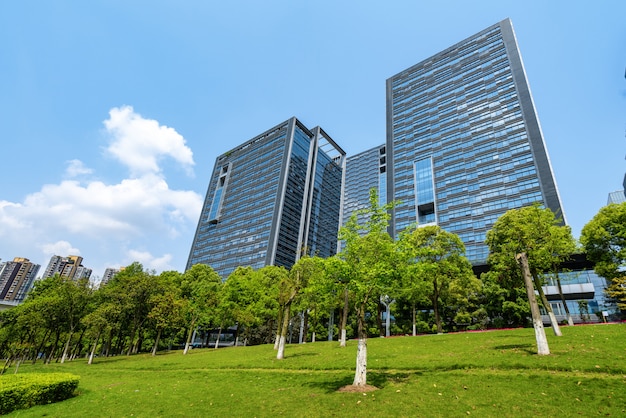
(342, 144), (387, 226)
(607, 190), (626, 204)
(42, 255), (92, 281)
(0, 257), (40, 302)
(187, 117), (345, 278)
(385, 18), (564, 265)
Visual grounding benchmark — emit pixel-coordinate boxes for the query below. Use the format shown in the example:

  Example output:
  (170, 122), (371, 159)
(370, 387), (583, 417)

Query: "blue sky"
(1, 1), (624, 280)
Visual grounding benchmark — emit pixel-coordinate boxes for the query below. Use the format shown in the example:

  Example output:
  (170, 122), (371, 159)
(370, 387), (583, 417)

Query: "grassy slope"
(5, 324), (626, 417)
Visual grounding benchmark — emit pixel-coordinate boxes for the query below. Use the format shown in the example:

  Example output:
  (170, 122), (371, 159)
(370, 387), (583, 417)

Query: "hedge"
(0, 372), (80, 414)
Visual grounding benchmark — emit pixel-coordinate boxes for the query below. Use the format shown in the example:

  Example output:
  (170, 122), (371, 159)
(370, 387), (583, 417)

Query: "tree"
(180, 264), (222, 354)
(339, 189), (397, 387)
(581, 203), (626, 280)
(486, 203), (576, 335)
(223, 266), (281, 347)
(399, 225), (477, 334)
(517, 252), (550, 355)
(324, 256), (352, 346)
(109, 263), (160, 355)
(604, 276), (626, 312)
(275, 257), (320, 359)
(148, 271), (185, 356)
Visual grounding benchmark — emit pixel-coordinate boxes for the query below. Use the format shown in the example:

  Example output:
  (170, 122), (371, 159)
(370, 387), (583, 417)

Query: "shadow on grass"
(305, 371), (419, 393)
(494, 344), (535, 354)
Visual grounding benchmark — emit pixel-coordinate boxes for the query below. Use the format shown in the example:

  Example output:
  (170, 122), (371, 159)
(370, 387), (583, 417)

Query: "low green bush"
(0, 372), (79, 414)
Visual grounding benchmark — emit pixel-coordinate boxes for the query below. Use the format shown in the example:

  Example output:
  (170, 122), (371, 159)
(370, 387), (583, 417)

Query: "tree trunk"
(556, 276), (575, 326)
(71, 328), (87, 361)
(32, 329), (51, 364)
(340, 287), (349, 347)
(302, 310), (309, 343)
(61, 330), (73, 364)
(183, 317), (196, 355)
(45, 329), (61, 364)
(353, 304), (367, 386)
(214, 325), (222, 349)
(433, 282), (443, 334)
(412, 302), (417, 336)
(277, 303), (291, 360)
(88, 330), (102, 365)
(517, 253), (550, 355)
(376, 301), (384, 337)
(274, 308), (283, 350)
(152, 328), (162, 356)
(533, 276), (562, 336)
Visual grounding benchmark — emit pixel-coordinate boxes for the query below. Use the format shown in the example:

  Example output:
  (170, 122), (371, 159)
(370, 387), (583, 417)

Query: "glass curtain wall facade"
(342, 145), (387, 226)
(187, 117), (345, 278)
(386, 18), (565, 265)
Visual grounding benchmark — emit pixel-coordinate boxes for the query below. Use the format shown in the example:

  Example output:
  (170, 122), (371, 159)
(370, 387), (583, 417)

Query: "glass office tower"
(386, 18), (565, 265)
(342, 144), (387, 226)
(187, 117), (345, 278)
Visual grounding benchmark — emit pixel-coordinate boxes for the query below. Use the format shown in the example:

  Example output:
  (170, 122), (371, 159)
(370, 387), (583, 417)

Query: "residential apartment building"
(42, 255), (92, 281)
(100, 267), (123, 287)
(187, 117), (345, 278)
(0, 257), (40, 302)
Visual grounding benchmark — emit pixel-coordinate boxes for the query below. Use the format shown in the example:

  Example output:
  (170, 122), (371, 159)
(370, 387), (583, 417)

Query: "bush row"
(0, 372), (80, 414)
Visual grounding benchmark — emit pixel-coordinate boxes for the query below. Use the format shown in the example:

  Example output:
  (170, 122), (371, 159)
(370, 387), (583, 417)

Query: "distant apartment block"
(100, 267), (123, 287)
(43, 255), (92, 281)
(187, 117), (345, 278)
(0, 257), (40, 302)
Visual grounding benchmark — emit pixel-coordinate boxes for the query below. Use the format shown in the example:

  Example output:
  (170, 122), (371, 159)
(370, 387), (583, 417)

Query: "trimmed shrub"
(0, 372), (79, 414)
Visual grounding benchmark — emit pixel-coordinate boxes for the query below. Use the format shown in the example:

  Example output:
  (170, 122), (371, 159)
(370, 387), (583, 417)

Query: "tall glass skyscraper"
(342, 144), (387, 226)
(385, 18), (565, 265)
(187, 117), (345, 278)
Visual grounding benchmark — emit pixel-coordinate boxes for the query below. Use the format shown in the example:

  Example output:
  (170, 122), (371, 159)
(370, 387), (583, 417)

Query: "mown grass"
(5, 323), (626, 417)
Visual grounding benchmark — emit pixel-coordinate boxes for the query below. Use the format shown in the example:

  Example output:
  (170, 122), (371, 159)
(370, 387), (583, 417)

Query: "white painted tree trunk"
(277, 304), (291, 359)
(276, 335), (286, 360)
(88, 331), (101, 365)
(340, 329), (347, 347)
(152, 328), (161, 356)
(60, 330), (74, 364)
(353, 338), (367, 386)
(214, 326), (222, 349)
(548, 311), (562, 336)
(533, 318), (550, 355)
(566, 313), (574, 326)
(517, 253), (550, 355)
(535, 281), (562, 337)
(312, 332), (316, 343)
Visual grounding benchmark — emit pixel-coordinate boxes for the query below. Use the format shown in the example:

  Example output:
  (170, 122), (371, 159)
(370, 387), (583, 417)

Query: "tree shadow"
(305, 370), (418, 393)
(494, 344), (535, 355)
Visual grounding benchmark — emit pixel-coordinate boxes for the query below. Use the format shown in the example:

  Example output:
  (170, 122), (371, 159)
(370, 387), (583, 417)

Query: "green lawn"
(5, 323), (626, 417)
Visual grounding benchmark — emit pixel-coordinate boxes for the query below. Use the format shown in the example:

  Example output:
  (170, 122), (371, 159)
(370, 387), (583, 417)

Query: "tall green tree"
(148, 271), (185, 356)
(339, 189), (397, 386)
(580, 202), (626, 281)
(399, 225), (477, 334)
(580, 202), (626, 315)
(181, 264), (222, 354)
(324, 256), (352, 346)
(275, 257), (320, 359)
(486, 203), (576, 335)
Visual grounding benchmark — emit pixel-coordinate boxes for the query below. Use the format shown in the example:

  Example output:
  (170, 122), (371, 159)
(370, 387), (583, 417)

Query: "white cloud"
(104, 105), (195, 176)
(41, 241), (81, 259)
(0, 106), (203, 275)
(126, 249), (173, 272)
(65, 159), (93, 178)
